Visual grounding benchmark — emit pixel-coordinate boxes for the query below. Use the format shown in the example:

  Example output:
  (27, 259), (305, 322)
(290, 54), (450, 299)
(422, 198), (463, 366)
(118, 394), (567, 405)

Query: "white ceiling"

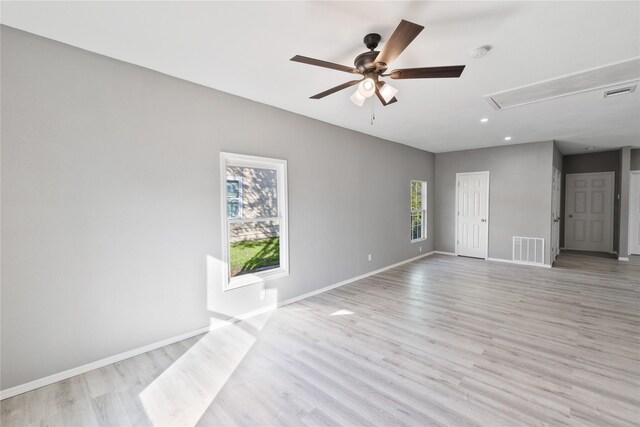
(2, 1), (639, 154)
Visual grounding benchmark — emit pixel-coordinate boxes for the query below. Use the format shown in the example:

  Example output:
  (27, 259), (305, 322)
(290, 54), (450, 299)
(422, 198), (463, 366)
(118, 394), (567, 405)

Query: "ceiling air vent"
(485, 57), (640, 109)
(604, 85), (636, 98)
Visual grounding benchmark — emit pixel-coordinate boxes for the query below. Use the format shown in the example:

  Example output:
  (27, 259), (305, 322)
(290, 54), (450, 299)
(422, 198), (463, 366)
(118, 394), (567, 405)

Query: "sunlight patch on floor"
(138, 312), (273, 426)
(330, 309), (354, 316)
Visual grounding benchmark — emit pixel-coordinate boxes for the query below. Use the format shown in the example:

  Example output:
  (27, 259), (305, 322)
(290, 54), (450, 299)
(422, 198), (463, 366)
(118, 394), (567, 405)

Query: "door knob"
(568, 214), (573, 218)
(481, 219), (487, 222)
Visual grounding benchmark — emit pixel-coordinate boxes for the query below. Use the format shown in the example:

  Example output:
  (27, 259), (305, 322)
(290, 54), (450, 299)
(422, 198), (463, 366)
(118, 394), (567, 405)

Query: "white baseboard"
(486, 257), (552, 268)
(432, 251), (456, 256)
(0, 325), (210, 400)
(1, 251), (437, 400)
(618, 257), (630, 262)
(276, 251), (435, 308)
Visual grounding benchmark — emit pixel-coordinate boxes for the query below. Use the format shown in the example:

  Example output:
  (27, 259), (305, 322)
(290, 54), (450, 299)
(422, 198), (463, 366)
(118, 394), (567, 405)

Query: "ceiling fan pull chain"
(370, 97), (376, 125)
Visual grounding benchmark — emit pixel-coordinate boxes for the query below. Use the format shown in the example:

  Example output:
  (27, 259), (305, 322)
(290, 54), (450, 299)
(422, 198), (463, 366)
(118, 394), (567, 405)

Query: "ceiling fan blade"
(291, 55), (360, 74)
(389, 65), (466, 79)
(375, 82), (398, 106)
(310, 79), (362, 99)
(374, 20), (425, 68)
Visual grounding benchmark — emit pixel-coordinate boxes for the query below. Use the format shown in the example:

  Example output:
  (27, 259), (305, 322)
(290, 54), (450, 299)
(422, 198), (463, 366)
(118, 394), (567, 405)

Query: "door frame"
(455, 171), (490, 259)
(563, 171), (615, 253)
(630, 170), (640, 255)
(551, 167), (562, 262)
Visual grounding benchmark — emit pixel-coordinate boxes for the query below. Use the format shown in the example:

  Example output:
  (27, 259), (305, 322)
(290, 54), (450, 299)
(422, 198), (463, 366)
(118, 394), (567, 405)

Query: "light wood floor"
(2, 252), (639, 426)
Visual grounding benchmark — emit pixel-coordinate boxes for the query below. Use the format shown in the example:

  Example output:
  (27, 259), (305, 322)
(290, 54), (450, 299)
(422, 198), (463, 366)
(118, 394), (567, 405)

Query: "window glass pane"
(414, 181), (422, 210)
(227, 180), (240, 198)
(227, 199), (241, 219)
(226, 163), (281, 278)
(229, 220), (280, 277)
(410, 182), (426, 241)
(411, 181), (423, 211)
(410, 182), (416, 210)
(412, 224), (420, 240)
(227, 166), (278, 218)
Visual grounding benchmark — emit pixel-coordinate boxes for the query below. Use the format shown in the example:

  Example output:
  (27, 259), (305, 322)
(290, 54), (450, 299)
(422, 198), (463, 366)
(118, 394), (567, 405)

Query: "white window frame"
(226, 175), (243, 220)
(220, 152), (289, 291)
(410, 180), (427, 243)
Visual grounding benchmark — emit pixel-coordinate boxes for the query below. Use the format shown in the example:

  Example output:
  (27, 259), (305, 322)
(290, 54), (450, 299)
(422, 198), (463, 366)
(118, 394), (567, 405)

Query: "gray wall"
(561, 150), (621, 251)
(632, 149), (640, 170)
(619, 148), (631, 258)
(553, 141), (564, 172)
(434, 141), (554, 265)
(1, 27), (435, 390)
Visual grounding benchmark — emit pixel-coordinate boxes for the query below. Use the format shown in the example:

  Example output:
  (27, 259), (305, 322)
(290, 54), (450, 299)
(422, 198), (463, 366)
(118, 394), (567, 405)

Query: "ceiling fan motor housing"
(356, 34), (385, 72)
(354, 51), (381, 72)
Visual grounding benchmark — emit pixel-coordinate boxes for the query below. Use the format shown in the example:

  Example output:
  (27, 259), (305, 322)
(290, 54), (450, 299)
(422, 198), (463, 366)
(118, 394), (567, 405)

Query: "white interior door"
(564, 172), (614, 252)
(551, 167), (561, 261)
(630, 171), (640, 255)
(456, 172), (489, 258)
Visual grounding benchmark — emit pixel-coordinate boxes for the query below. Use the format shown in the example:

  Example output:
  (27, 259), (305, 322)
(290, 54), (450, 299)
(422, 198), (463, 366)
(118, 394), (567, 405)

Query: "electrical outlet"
(368, 254), (372, 262)
(419, 246), (422, 252)
(260, 290), (266, 301)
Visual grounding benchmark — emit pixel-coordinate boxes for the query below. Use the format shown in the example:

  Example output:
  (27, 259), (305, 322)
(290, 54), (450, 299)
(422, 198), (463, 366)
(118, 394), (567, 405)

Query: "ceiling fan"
(291, 19), (465, 107)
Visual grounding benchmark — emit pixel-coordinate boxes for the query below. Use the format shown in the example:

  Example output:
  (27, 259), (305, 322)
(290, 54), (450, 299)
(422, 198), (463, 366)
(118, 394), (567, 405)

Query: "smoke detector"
(469, 45), (491, 59)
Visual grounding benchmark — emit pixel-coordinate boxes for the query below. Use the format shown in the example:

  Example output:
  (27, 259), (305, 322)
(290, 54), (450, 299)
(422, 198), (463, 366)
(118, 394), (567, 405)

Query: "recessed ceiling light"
(504, 136), (512, 141)
(469, 45), (491, 59)
(585, 147), (596, 151)
(480, 118), (489, 123)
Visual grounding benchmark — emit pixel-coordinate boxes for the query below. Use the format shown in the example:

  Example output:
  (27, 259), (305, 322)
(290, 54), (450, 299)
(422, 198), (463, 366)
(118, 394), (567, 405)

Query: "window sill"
(224, 268), (289, 291)
(411, 238), (427, 243)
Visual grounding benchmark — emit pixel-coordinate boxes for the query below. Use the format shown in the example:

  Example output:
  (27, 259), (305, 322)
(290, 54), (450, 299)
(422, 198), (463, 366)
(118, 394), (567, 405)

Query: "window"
(411, 180), (427, 242)
(221, 153), (288, 290)
(226, 177), (243, 219)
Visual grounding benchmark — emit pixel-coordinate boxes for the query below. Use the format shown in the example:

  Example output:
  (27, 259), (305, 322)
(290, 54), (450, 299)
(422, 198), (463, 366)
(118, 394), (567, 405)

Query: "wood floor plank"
(1, 252), (639, 426)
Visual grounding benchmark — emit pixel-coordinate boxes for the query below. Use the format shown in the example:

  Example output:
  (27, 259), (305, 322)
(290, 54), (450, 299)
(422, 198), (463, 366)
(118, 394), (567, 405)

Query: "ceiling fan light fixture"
(351, 89), (366, 107)
(357, 78), (376, 98)
(379, 82), (398, 103)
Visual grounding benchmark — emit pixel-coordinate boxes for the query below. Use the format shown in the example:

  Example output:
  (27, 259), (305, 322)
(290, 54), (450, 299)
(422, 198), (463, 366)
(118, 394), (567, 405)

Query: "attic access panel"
(486, 57), (640, 109)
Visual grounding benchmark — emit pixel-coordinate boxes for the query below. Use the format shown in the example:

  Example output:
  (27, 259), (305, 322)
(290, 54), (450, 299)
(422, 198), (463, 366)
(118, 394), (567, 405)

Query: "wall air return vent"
(513, 236), (544, 265)
(485, 57), (640, 110)
(604, 85), (636, 98)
